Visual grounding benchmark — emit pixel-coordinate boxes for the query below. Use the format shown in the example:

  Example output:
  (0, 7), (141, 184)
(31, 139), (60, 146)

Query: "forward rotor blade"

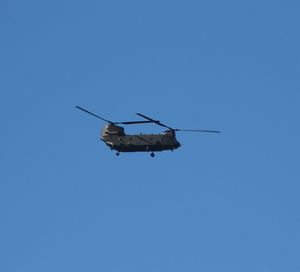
(136, 113), (174, 130)
(76, 106), (114, 124)
(76, 107), (155, 126)
(175, 129), (221, 133)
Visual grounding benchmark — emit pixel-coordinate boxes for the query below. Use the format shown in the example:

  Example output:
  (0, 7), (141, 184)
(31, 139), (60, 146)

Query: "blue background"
(1, 1), (299, 271)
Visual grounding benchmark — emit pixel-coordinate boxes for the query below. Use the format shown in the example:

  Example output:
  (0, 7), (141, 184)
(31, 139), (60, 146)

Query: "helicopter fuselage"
(100, 124), (181, 153)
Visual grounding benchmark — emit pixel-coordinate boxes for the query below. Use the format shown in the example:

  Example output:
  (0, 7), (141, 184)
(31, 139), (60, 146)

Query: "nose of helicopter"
(175, 141), (181, 149)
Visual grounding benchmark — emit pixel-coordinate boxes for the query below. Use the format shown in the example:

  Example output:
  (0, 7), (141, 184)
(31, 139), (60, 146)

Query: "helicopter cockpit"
(101, 124), (125, 137)
(161, 130), (176, 137)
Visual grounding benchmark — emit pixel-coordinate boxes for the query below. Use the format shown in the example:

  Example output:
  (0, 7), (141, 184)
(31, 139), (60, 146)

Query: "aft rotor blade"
(76, 106), (114, 124)
(175, 129), (221, 133)
(115, 120), (154, 125)
(136, 113), (174, 130)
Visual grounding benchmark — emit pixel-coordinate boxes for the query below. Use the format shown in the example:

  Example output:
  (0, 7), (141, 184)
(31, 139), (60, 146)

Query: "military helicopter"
(76, 106), (220, 157)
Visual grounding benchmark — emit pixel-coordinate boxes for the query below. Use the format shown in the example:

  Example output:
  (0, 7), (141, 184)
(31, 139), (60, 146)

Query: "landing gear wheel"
(116, 152), (120, 156)
(150, 152), (155, 158)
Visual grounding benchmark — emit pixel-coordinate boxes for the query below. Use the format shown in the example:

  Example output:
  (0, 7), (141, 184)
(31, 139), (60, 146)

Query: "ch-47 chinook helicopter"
(76, 106), (220, 157)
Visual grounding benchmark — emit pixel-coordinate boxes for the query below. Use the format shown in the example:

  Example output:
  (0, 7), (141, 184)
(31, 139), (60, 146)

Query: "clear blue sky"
(1, 1), (299, 271)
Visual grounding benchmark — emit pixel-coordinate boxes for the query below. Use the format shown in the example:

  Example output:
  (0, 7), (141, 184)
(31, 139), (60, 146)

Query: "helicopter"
(76, 106), (220, 157)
